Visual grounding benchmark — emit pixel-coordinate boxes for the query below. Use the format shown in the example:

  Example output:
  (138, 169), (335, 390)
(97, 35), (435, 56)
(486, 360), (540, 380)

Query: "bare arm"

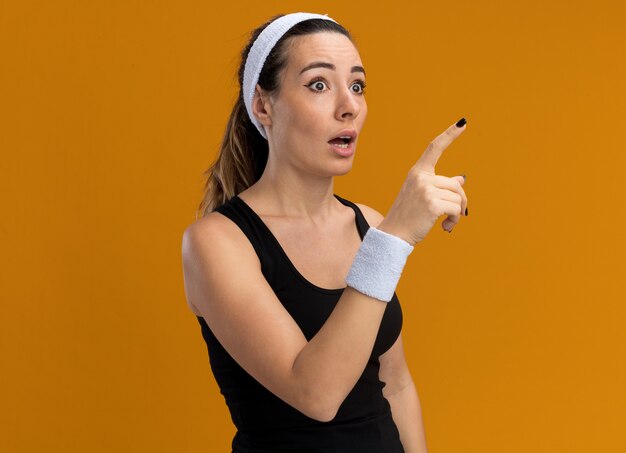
(182, 121), (468, 423)
(182, 210), (392, 422)
(379, 333), (428, 453)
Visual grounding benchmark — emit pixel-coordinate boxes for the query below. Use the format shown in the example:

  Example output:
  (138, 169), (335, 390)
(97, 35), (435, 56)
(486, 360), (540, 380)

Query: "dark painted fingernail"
(465, 207), (468, 216)
(461, 173), (466, 181)
(448, 228), (453, 233)
(456, 118), (466, 128)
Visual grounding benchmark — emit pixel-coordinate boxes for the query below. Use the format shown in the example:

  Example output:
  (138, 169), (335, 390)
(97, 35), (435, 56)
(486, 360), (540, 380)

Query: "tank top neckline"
(230, 194), (367, 295)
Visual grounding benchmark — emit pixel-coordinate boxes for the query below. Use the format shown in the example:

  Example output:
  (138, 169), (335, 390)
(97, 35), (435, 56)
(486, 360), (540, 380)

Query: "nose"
(335, 85), (361, 121)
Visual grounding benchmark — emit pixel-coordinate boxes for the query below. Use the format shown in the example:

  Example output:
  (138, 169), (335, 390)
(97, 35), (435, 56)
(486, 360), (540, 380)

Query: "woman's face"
(258, 32), (368, 176)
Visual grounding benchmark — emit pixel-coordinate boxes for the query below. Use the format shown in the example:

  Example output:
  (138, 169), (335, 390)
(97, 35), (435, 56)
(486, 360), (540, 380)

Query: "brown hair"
(195, 15), (352, 218)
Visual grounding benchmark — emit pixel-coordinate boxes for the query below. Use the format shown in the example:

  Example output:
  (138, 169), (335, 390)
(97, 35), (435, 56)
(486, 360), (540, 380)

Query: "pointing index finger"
(415, 118), (467, 172)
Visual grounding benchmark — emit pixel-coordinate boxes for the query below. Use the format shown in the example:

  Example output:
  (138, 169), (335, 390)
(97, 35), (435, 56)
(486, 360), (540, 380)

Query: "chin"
(330, 159), (355, 177)
(310, 159), (354, 178)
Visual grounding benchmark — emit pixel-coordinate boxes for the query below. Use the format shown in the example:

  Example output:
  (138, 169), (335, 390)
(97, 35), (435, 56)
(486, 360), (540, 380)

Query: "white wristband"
(345, 227), (414, 302)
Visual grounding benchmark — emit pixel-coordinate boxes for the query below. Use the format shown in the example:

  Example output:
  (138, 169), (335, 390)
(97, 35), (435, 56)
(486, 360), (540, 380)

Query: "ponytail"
(195, 15), (351, 219)
(196, 95), (268, 219)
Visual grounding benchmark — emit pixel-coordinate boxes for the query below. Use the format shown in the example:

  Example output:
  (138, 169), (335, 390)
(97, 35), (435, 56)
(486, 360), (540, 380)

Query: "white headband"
(242, 12), (338, 140)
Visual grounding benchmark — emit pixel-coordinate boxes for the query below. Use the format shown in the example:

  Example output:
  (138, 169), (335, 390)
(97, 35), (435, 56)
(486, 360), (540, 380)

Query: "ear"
(251, 84), (273, 130)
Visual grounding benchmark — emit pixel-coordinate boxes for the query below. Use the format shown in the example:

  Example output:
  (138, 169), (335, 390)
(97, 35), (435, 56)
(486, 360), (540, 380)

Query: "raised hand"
(377, 118), (468, 246)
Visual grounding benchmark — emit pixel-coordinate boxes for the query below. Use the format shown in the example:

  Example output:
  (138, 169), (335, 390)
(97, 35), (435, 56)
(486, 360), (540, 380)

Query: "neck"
(246, 159), (339, 222)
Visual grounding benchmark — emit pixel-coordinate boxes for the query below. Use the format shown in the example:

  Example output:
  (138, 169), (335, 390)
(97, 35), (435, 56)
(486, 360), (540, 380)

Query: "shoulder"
(182, 210), (258, 262)
(181, 212), (260, 315)
(353, 202), (385, 228)
(183, 210), (240, 243)
(183, 212), (231, 255)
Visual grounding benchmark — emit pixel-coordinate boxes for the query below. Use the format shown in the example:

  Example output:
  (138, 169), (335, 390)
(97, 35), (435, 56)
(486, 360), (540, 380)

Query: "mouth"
(327, 130), (357, 157)
(327, 130), (357, 149)
(327, 137), (354, 149)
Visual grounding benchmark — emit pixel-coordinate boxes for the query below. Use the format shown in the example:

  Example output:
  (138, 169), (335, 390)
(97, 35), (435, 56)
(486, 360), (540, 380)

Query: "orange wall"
(2, 1), (625, 452)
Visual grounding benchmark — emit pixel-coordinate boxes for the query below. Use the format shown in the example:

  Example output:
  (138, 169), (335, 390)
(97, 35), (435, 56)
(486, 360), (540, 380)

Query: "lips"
(328, 129), (357, 145)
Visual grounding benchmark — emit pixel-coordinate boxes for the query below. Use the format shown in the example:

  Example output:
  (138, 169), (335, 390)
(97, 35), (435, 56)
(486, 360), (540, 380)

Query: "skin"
(182, 31), (468, 453)
(249, 31), (368, 218)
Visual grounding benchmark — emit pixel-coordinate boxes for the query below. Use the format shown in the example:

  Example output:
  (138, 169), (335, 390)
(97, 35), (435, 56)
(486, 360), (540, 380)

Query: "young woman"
(182, 12), (468, 453)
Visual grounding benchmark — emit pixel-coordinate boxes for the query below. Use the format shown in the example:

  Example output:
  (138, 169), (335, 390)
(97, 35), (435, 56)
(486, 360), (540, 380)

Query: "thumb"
(453, 174), (466, 186)
(441, 174), (467, 233)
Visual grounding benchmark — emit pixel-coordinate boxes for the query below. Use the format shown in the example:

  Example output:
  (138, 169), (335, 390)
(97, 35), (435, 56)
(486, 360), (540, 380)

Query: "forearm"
(292, 286), (387, 419)
(386, 380), (428, 453)
(292, 223), (412, 420)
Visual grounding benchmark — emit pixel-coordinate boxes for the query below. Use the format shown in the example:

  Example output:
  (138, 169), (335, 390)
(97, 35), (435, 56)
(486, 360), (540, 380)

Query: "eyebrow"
(299, 61), (366, 77)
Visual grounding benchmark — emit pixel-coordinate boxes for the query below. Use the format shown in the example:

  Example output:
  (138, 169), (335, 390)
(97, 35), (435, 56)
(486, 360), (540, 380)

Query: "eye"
(306, 79), (329, 93)
(351, 80), (366, 95)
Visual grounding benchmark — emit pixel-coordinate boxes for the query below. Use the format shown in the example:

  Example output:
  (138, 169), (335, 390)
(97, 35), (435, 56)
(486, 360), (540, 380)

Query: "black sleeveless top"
(196, 194), (405, 452)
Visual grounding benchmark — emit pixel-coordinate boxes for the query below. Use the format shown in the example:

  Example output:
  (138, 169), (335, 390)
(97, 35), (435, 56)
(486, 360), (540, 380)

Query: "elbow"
(297, 392), (340, 423)
(317, 409), (339, 423)
(289, 361), (343, 422)
(314, 402), (339, 423)
(303, 404), (338, 423)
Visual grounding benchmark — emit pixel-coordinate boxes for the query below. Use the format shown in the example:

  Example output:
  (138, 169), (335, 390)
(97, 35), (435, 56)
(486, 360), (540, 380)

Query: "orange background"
(2, 1), (625, 452)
